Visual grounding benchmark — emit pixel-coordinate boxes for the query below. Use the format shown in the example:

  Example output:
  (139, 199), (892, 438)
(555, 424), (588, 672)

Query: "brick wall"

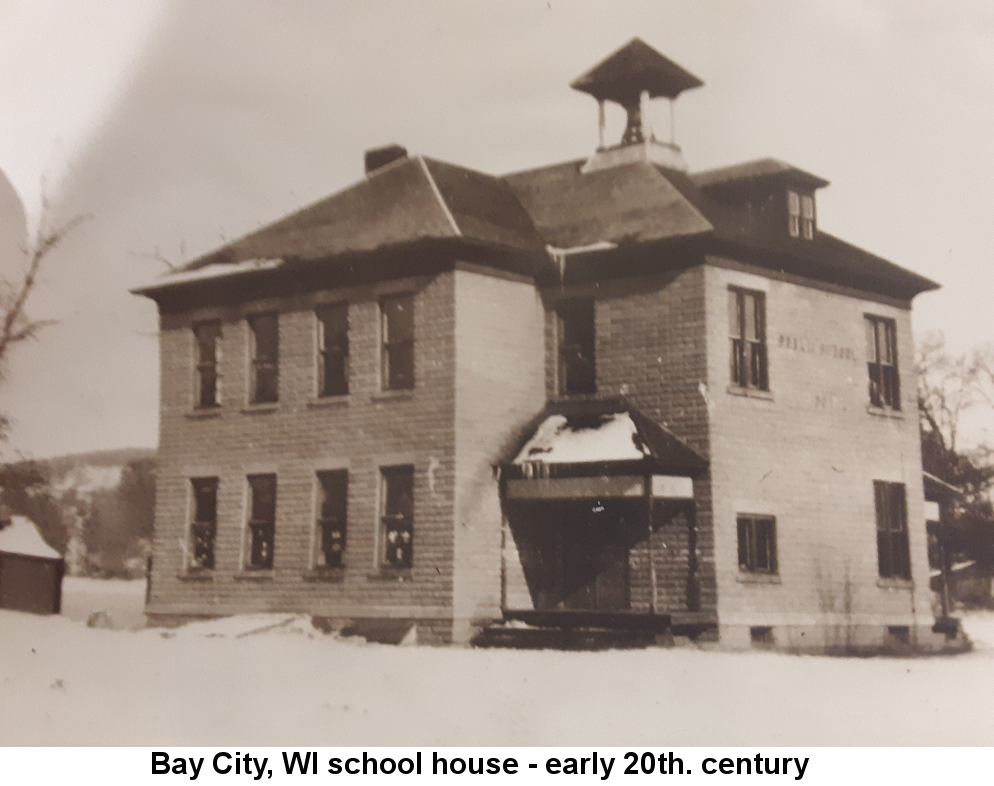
(702, 258), (933, 647)
(149, 272), (458, 637)
(538, 267), (716, 616)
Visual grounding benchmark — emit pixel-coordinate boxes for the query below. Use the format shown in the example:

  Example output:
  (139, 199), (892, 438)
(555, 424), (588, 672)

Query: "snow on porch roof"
(506, 400), (707, 475)
(0, 515), (61, 560)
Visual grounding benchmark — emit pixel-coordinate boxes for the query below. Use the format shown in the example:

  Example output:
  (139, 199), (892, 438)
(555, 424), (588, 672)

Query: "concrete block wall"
(451, 264), (546, 643)
(149, 272), (458, 640)
(703, 257), (934, 646)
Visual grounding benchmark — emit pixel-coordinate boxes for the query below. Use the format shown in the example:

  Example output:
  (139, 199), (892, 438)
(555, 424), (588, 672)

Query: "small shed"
(0, 514), (65, 614)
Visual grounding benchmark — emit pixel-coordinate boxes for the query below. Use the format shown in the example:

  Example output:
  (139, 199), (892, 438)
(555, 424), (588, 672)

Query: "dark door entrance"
(522, 500), (634, 612)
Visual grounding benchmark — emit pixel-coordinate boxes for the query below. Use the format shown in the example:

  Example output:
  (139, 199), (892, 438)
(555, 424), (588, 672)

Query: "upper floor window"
(381, 465), (414, 569)
(317, 303), (349, 397)
(193, 321), (222, 408)
(737, 514), (778, 574)
(874, 481), (910, 580)
(315, 470), (348, 569)
(557, 298), (596, 395)
(188, 477), (218, 570)
(728, 287), (768, 391)
(245, 474), (276, 569)
(248, 313), (279, 404)
(787, 190), (814, 239)
(380, 294), (414, 391)
(865, 315), (899, 410)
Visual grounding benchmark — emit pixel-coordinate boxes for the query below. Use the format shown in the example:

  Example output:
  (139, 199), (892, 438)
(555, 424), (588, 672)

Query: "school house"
(134, 38), (959, 651)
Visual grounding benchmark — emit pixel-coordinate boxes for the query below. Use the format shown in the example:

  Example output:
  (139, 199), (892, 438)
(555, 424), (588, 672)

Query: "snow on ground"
(1, 580), (992, 746)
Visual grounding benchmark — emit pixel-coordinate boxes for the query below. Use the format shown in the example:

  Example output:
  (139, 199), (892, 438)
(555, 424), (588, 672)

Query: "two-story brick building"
(135, 39), (957, 651)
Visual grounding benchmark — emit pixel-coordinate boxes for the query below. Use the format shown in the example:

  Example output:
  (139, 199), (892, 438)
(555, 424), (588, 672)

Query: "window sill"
(727, 385), (774, 401)
(877, 577), (913, 590)
(367, 568), (413, 582)
(736, 572), (781, 585)
(185, 408), (222, 420)
(303, 568), (345, 582)
(371, 389), (414, 403)
(234, 570), (274, 581)
(178, 571), (214, 581)
(241, 403), (279, 415)
(867, 405), (904, 420)
(307, 395), (349, 409)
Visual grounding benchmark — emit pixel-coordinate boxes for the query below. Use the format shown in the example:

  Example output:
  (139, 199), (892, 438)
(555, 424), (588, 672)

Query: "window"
(193, 321), (222, 408)
(245, 474), (276, 569)
(315, 470), (348, 569)
(248, 313), (279, 404)
(380, 294), (414, 390)
(865, 315), (899, 410)
(557, 298), (596, 395)
(787, 190), (814, 239)
(737, 515), (778, 574)
(188, 478), (218, 570)
(381, 466), (414, 569)
(317, 303), (349, 397)
(728, 287), (768, 390)
(874, 481), (910, 580)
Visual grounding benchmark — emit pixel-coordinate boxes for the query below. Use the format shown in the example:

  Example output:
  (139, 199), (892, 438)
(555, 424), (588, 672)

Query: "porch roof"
(500, 399), (707, 479)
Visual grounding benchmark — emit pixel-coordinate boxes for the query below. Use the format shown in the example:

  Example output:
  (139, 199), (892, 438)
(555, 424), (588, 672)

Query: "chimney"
(364, 144), (408, 175)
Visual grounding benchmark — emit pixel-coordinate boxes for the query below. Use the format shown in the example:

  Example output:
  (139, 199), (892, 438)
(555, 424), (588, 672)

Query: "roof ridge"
(417, 155), (461, 237)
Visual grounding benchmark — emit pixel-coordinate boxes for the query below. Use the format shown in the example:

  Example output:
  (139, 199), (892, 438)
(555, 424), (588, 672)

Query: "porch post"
(645, 474), (657, 615)
(500, 509), (508, 615)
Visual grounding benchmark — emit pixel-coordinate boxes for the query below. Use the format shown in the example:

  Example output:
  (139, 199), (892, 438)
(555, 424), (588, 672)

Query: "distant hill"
(45, 448), (157, 494)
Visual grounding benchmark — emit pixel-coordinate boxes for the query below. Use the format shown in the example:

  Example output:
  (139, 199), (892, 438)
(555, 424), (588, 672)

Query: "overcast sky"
(1, 0), (994, 459)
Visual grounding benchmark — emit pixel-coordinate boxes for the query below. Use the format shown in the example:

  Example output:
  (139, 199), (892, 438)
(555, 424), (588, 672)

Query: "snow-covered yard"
(1, 578), (992, 746)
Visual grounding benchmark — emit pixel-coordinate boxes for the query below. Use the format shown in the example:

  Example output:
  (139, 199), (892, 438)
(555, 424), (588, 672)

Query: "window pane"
(250, 314), (278, 363)
(192, 478), (218, 524)
(865, 317), (878, 363)
(737, 518), (750, 570)
(318, 470), (348, 522)
(558, 298), (596, 395)
(728, 289), (741, 339)
(385, 342), (414, 390)
(195, 321), (221, 364)
(382, 467), (414, 569)
(250, 314), (279, 403)
(787, 190), (800, 216)
(317, 303), (348, 346)
(801, 194), (814, 219)
(744, 292), (757, 341)
(249, 474), (276, 524)
(382, 294), (414, 343)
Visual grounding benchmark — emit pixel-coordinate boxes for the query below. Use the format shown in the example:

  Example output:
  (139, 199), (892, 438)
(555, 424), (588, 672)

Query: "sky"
(1, 0), (994, 459)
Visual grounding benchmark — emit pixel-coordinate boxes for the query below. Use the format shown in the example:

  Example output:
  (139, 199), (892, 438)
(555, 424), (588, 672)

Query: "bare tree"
(0, 212), (88, 440)
(918, 330), (994, 492)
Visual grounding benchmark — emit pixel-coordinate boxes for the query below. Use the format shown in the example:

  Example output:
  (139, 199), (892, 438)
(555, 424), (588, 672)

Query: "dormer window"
(788, 190), (815, 239)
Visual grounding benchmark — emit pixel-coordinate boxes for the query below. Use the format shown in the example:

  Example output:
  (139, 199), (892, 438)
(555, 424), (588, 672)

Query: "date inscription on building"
(778, 334), (855, 361)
